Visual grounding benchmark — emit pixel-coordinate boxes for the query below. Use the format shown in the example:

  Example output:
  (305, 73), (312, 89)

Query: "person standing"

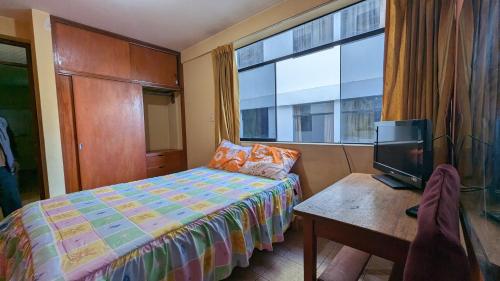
(0, 117), (21, 217)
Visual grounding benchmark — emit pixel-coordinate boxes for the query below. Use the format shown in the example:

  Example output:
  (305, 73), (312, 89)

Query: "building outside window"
(238, 64), (276, 140)
(237, 0), (385, 144)
(293, 102), (335, 143)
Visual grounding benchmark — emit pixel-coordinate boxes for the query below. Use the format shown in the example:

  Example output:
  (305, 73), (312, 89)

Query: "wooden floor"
(225, 227), (393, 281)
(0, 190), (39, 220)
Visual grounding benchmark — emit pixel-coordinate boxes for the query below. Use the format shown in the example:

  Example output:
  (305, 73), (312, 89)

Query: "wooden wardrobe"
(52, 17), (187, 193)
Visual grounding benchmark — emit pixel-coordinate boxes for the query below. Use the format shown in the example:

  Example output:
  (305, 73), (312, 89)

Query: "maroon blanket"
(403, 164), (470, 281)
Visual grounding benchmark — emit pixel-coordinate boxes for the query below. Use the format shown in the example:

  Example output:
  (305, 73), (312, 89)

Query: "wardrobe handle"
(79, 143), (84, 150)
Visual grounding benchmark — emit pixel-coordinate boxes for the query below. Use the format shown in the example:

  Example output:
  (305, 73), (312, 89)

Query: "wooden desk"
(294, 173), (421, 281)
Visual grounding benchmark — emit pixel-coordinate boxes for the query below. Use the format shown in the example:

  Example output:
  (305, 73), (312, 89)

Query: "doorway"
(0, 38), (45, 217)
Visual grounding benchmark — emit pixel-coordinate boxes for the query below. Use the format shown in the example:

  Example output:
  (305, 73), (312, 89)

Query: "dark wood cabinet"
(52, 21), (131, 79)
(72, 76), (147, 189)
(130, 44), (179, 88)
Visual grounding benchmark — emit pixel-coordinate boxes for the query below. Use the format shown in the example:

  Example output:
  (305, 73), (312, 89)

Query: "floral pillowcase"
(207, 140), (252, 172)
(208, 141), (300, 180)
(238, 144), (300, 180)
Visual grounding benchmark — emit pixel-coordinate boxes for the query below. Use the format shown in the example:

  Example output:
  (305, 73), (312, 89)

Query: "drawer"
(146, 153), (168, 168)
(147, 165), (183, 178)
(146, 150), (185, 177)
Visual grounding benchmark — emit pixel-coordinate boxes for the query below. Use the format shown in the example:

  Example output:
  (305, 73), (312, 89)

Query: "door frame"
(0, 37), (48, 200)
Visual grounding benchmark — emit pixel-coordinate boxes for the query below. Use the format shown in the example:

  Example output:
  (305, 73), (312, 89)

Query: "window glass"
(263, 30), (293, 61)
(341, 96), (382, 143)
(239, 64), (276, 139)
(292, 14), (334, 53)
(236, 0), (384, 70)
(276, 47), (340, 142)
(237, 41), (263, 69)
(336, 0), (384, 40)
(237, 0), (385, 144)
(293, 102), (335, 143)
(340, 34), (384, 143)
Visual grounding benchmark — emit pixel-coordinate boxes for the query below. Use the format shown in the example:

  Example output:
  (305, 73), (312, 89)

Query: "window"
(341, 96), (382, 143)
(242, 108), (271, 139)
(238, 0), (385, 143)
(239, 64), (276, 140)
(293, 102), (335, 143)
(340, 34), (384, 143)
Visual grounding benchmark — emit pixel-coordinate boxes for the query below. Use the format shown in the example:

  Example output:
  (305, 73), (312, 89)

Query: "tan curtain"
(212, 44), (240, 144)
(455, 0), (499, 186)
(382, 0), (456, 165)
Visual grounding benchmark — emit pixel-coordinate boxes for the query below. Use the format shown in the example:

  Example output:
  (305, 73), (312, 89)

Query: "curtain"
(212, 44), (240, 144)
(382, 0), (456, 165)
(293, 106), (303, 143)
(455, 0), (499, 186)
(323, 113), (334, 143)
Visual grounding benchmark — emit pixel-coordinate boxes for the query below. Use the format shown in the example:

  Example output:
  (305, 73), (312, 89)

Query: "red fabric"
(403, 164), (470, 281)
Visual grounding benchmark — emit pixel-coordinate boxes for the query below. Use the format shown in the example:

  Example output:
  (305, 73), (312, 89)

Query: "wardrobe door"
(130, 44), (178, 87)
(55, 74), (80, 193)
(72, 76), (146, 189)
(53, 22), (131, 79)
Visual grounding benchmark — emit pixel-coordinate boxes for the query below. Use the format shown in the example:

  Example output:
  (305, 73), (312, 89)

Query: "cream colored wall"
(169, 94), (183, 150)
(183, 53), (216, 167)
(0, 16), (17, 37)
(181, 0), (376, 196)
(30, 10), (65, 197)
(0, 11), (65, 197)
(244, 142), (378, 198)
(143, 93), (183, 151)
(0, 15), (32, 41)
(144, 94), (171, 151)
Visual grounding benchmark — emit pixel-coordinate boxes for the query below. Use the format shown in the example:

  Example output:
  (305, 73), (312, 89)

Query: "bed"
(0, 167), (301, 281)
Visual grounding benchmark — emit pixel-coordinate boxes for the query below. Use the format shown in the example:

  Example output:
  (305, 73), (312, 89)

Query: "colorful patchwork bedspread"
(0, 167), (300, 281)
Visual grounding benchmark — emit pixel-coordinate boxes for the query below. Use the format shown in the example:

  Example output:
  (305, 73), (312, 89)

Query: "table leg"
(303, 217), (317, 281)
(388, 262), (405, 281)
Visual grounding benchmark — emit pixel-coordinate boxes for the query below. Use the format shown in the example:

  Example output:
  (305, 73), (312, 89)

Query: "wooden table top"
(294, 173), (422, 244)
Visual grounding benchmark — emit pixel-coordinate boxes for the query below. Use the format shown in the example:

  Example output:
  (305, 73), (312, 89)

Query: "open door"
(0, 38), (46, 215)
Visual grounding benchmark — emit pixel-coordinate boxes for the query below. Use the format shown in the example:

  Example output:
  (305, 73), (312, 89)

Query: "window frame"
(238, 8), (385, 143)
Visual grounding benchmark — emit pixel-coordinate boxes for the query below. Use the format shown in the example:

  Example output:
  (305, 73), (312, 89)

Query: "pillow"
(239, 144), (300, 180)
(207, 140), (252, 172)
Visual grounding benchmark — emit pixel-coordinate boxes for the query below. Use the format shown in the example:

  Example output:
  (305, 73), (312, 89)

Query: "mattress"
(0, 167), (301, 281)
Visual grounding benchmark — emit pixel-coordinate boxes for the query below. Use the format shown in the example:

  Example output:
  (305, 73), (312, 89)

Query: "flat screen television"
(373, 119), (433, 189)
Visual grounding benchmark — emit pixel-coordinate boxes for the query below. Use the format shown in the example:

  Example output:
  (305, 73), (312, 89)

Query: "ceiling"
(0, 0), (284, 51)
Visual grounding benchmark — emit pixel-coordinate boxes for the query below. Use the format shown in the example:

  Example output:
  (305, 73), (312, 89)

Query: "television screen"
(373, 120), (432, 189)
(375, 125), (423, 178)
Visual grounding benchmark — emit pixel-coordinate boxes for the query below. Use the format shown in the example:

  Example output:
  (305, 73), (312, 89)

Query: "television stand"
(372, 174), (412, 189)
